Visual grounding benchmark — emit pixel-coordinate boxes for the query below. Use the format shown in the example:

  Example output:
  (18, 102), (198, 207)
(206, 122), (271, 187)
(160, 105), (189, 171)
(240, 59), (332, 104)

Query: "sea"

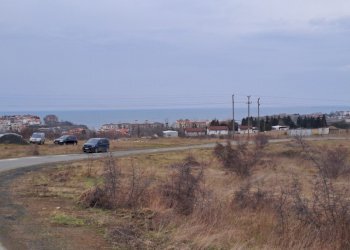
(1, 106), (349, 129)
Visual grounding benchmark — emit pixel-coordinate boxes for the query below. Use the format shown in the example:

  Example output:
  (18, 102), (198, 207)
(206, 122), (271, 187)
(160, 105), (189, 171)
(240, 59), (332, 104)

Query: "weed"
(51, 213), (85, 226)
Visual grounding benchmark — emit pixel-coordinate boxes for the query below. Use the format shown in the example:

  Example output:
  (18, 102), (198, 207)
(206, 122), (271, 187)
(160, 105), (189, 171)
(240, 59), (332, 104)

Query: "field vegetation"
(0, 137), (223, 159)
(10, 136), (350, 249)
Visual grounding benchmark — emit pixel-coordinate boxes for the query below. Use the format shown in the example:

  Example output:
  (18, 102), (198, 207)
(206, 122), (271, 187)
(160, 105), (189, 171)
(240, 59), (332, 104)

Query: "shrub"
(125, 163), (153, 210)
(31, 144), (39, 156)
(319, 145), (350, 178)
(79, 154), (152, 210)
(233, 182), (273, 210)
(214, 141), (262, 177)
(160, 156), (204, 215)
(254, 133), (269, 150)
(78, 186), (110, 208)
(277, 176), (350, 249)
(295, 137), (350, 178)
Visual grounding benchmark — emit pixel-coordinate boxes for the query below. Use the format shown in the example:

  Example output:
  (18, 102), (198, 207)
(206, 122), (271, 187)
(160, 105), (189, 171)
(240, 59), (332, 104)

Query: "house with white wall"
(184, 128), (206, 137)
(207, 126), (229, 136)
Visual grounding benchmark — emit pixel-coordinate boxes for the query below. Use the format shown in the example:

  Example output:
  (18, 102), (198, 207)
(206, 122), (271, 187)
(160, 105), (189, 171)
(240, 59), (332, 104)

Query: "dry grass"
(0, 137), (224, 159)
(11, 138), (350, 249)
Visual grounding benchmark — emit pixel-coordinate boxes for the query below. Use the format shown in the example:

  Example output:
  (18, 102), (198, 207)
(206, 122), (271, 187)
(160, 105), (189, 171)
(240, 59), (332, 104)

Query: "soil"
(0, 165), (112, 250)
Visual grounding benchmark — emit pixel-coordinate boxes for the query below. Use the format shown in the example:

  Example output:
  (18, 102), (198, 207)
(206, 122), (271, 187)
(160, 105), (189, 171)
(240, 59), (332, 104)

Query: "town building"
(207, 126), (229, 136)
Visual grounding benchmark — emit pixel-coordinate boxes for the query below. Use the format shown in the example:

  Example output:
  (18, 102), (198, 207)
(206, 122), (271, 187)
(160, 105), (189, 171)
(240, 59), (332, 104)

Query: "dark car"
(54, 135), (78, 145)
(82, 138), (109, 153)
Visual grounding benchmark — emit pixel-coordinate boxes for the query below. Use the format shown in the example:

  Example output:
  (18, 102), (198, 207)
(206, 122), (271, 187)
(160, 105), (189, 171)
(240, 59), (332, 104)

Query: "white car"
(29, 132), (45, 145)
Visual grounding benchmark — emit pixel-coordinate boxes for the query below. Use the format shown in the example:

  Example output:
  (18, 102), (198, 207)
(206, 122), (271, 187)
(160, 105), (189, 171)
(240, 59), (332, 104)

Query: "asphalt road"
(1, 136), (348, 174)
(0, 143), (217, 173)
(0, 137), (349, 174)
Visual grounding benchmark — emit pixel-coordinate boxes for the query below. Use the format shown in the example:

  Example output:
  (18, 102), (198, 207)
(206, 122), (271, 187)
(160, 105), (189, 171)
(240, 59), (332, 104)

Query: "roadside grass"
(0, 137), (224, 159)
(10, 138), (350, 249)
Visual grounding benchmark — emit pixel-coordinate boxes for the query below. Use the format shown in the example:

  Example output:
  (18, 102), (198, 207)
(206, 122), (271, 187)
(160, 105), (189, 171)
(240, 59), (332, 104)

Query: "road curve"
(0, 143), (217, 173)
(1, 136), (349, 173)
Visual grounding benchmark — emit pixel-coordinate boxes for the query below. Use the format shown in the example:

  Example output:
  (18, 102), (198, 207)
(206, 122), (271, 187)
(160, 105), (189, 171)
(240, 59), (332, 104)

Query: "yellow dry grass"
(11, 138), (350, 249)
(0, 137), (224, 159)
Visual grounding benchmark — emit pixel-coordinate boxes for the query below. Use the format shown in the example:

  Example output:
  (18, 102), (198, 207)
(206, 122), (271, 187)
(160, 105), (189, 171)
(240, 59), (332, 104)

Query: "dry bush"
(254, 133), (269, 150)
(295, 136), (350, 178)
(30, 144), (39, 156)
(160, 156), (205, 215)
(124, 162), (153, 210)
(78, 154), (121, 209)
(103, 154), (121, 208)
(78, 186), (110, 208)
(79, 154), (153, 210)
(214, 141), (263, 177)
(319, 145), (350, 178)
(83, 155), (94, 177)
(233, 182), (273, 211)
(276, 176), (350, 249)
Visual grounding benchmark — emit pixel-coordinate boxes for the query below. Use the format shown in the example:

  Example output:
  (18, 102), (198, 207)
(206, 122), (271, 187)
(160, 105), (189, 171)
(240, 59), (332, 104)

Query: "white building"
(163, 130), (178, 138)
(272, 125), (289, 131)
(207, 126), (229, 136)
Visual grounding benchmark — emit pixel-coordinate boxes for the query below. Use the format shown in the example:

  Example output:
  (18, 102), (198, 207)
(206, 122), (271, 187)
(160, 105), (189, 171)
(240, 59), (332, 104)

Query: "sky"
(1, 0), (350, 110)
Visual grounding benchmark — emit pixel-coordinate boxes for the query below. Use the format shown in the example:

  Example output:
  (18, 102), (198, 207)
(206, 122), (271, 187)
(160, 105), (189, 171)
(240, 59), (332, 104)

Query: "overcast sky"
(1, 0), (350, 110)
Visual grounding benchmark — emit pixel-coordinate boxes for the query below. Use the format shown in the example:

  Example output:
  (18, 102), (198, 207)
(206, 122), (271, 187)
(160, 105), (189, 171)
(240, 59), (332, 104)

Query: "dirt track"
(0, 165), (111, 250)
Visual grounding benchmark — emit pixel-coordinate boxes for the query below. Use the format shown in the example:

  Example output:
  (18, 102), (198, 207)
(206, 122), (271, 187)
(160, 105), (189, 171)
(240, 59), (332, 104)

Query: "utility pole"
(232, 94), (235, 139)
(247, 96), (252, 139)
(257, 97), (261, 132)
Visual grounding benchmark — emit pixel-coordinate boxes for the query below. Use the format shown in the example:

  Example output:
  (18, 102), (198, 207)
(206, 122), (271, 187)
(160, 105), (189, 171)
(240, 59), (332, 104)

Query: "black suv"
(82, 138), (110, 153)
(54, 135), (78, 145)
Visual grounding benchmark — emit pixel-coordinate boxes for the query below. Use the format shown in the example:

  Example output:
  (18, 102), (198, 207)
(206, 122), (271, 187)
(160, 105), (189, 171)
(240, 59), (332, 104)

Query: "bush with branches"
(214, 141), (265, 177)
(78, 154), (153, 210)
(160, 156), (204, 215)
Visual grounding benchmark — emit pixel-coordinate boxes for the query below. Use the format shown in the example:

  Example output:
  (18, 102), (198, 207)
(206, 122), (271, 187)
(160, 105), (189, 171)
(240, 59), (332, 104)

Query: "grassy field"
(0, 137), (224, 159)
(8, 138), (350, 249)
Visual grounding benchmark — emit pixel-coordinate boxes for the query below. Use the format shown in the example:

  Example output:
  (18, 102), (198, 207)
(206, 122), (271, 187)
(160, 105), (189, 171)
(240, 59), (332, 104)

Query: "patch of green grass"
(51, 213), (85, 226)
(84, 176), (103, 188)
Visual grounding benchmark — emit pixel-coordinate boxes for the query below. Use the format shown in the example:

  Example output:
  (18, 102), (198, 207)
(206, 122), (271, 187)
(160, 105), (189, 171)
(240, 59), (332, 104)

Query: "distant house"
(238, 125), (255, 134)
(288, 129), (312, 137)
(163, 130), (178, 138)
(184, 128), (206, 137)
(207, 126), (229, 136)
(272, 125), (289, 131)
(175, 119), (208, 129)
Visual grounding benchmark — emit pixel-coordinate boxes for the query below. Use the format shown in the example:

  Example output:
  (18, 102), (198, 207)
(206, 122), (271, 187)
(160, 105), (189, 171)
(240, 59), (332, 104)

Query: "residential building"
(207, 126), (229, 136)
(184, 128), (206, 137)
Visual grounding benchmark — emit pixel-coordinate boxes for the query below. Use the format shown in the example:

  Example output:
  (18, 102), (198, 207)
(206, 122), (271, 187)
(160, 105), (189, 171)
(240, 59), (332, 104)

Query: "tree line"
(240, 115), (327, 131)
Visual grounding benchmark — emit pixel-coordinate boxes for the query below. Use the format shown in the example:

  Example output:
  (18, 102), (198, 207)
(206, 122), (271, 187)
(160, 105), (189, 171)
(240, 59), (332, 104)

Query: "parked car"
(53, 135), (78, 145)
(29, 132), (45, 145)
(82, 138), (109, 153)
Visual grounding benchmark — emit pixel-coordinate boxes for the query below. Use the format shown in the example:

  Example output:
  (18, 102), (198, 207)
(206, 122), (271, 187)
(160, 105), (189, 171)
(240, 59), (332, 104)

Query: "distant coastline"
(1, 106), (349, 129)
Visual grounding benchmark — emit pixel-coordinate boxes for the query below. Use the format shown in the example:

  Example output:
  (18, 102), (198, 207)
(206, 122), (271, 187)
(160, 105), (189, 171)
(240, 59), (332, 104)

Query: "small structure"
(329, 126), (340, 135)
(184, 128), (206, 137)
(163, 130), (178, 138)
(288, 129), (312, 137)
(207, 126), (229, 136)
(272, 125), (289, 131)
(238, 125), (255, 134)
